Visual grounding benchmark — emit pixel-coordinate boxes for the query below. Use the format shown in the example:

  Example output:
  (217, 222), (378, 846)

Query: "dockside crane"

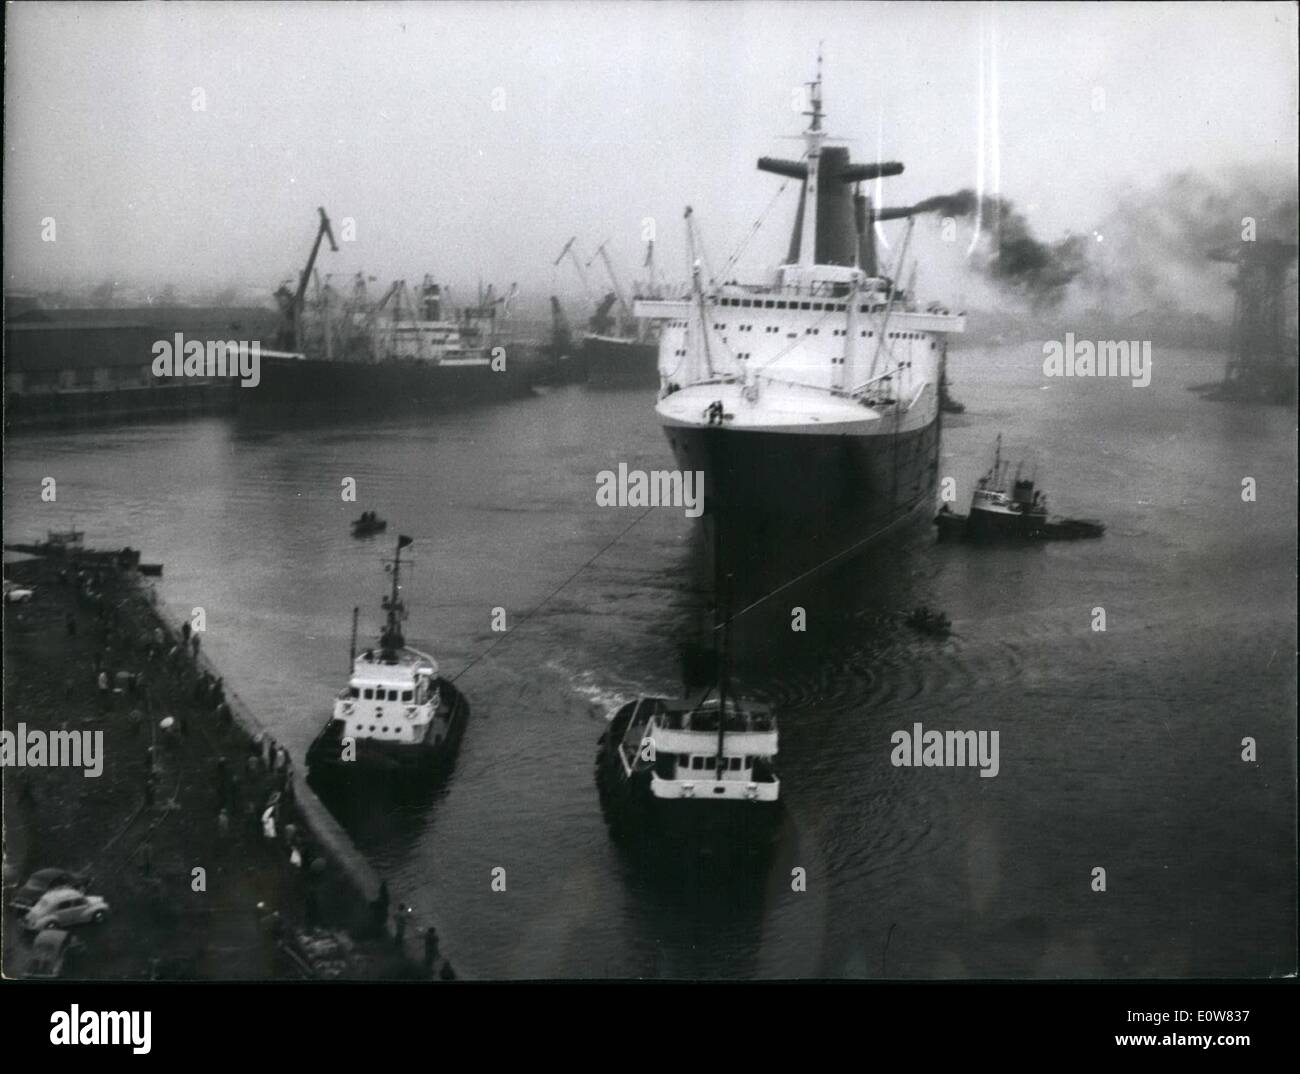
(553, 237), (594, 300)
(289, 207), (339, 351)
(587, 241), (633, 335)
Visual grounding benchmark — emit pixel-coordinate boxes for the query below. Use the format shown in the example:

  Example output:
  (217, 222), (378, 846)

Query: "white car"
(23, 887), (109, 931)
(3, 580), (35, 604)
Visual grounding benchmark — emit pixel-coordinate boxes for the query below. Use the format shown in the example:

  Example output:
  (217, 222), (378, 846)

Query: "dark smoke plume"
(911, 189), (1087, 309)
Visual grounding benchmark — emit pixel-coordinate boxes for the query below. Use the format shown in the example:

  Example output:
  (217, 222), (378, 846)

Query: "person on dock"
(423, 927), (440, 975)
(97, 669), (111, 709)
(191, 633), (200, 659)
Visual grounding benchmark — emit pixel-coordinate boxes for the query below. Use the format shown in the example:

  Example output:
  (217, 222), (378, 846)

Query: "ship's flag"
(398, 535), (414, 550)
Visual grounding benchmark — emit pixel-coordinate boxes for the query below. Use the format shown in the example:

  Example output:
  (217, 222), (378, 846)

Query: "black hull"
(936, 508), (1105, 542)
(238, 354), (533, 416)
(305, 682), (469, 788)
(583, 336), (659, 389)
(664, 416), (941, 596)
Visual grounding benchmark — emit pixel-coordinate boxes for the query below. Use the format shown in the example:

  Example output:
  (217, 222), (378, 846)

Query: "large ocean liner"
(634, 64), (966, 578)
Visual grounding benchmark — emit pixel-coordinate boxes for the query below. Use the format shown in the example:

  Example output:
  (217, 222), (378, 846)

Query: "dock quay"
(2, 551), (456, 980)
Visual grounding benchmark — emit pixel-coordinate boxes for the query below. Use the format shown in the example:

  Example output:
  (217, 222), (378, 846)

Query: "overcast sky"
(4, 1), (1296, 306)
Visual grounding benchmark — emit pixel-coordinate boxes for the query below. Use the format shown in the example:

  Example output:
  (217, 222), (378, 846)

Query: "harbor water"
(5, 339), (1294, 978)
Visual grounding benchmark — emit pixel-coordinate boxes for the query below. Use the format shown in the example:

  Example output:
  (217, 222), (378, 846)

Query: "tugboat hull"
(594, 705), (781, 856)
(935, 509), (1105, 542)
(306, 681), (469, 787)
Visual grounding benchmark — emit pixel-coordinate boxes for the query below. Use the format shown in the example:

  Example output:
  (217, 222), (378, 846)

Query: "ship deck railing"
(664, 371), (902, 410)
(656, 709), (776, 734)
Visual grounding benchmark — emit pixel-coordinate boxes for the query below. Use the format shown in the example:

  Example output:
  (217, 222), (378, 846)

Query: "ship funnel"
(758, 149), (904, 267)
(854, 190), (877, 276)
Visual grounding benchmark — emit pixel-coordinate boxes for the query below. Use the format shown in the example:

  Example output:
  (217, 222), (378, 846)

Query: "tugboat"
(935, 435), (1105, 541)
(306, 536), (468, 783)
(595, 561), (781, 851)
(350, 511), (387, 538)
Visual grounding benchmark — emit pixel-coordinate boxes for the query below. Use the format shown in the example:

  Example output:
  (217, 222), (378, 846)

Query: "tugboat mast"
(380, 536), (412, 652)
(711, 499), (733, 778)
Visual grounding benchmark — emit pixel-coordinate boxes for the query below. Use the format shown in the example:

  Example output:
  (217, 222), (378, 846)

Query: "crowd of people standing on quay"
(42, 561), (452, 979)
(67, 565), (310, 883)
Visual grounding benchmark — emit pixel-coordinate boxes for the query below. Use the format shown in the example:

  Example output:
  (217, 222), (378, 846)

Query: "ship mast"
(380, 536), (412, 652)
(798, 51), (827, 268)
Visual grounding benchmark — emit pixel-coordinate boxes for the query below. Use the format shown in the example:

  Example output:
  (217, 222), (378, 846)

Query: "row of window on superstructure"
(712, 324), (929, 341)
(350, 686), (414, 702)
(678, 754), (756, 771)
(718, 297), (897, 313)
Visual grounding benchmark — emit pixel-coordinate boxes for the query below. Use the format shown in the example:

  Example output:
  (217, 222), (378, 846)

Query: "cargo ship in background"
(553, 237), (661, 389)
(240, 208), (536, 415)
(634, 60), (966, 587)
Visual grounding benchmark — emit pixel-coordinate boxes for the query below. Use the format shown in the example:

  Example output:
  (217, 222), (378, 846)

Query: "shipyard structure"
(1199, 239), (1299, 404)
(4, 305), (280, 430)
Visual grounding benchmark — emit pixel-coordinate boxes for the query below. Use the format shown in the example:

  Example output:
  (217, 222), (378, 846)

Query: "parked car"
(3, 580), (35, 604)
(24, 928), (80, 978)
(9, 868), (92, 913)
(22, 887), (109, 931)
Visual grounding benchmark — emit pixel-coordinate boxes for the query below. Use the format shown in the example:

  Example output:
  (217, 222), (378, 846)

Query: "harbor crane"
(586, 241), (633, 333)
(553, 237), (594, 300)
(287, 207), (338, 351)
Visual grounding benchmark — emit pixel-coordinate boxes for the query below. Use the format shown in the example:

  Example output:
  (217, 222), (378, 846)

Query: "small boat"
(904, 605), (951, 637)
(351, 512), (387, 537)
(935, 435), (1105, 542)
(306, 536), (468, 784)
